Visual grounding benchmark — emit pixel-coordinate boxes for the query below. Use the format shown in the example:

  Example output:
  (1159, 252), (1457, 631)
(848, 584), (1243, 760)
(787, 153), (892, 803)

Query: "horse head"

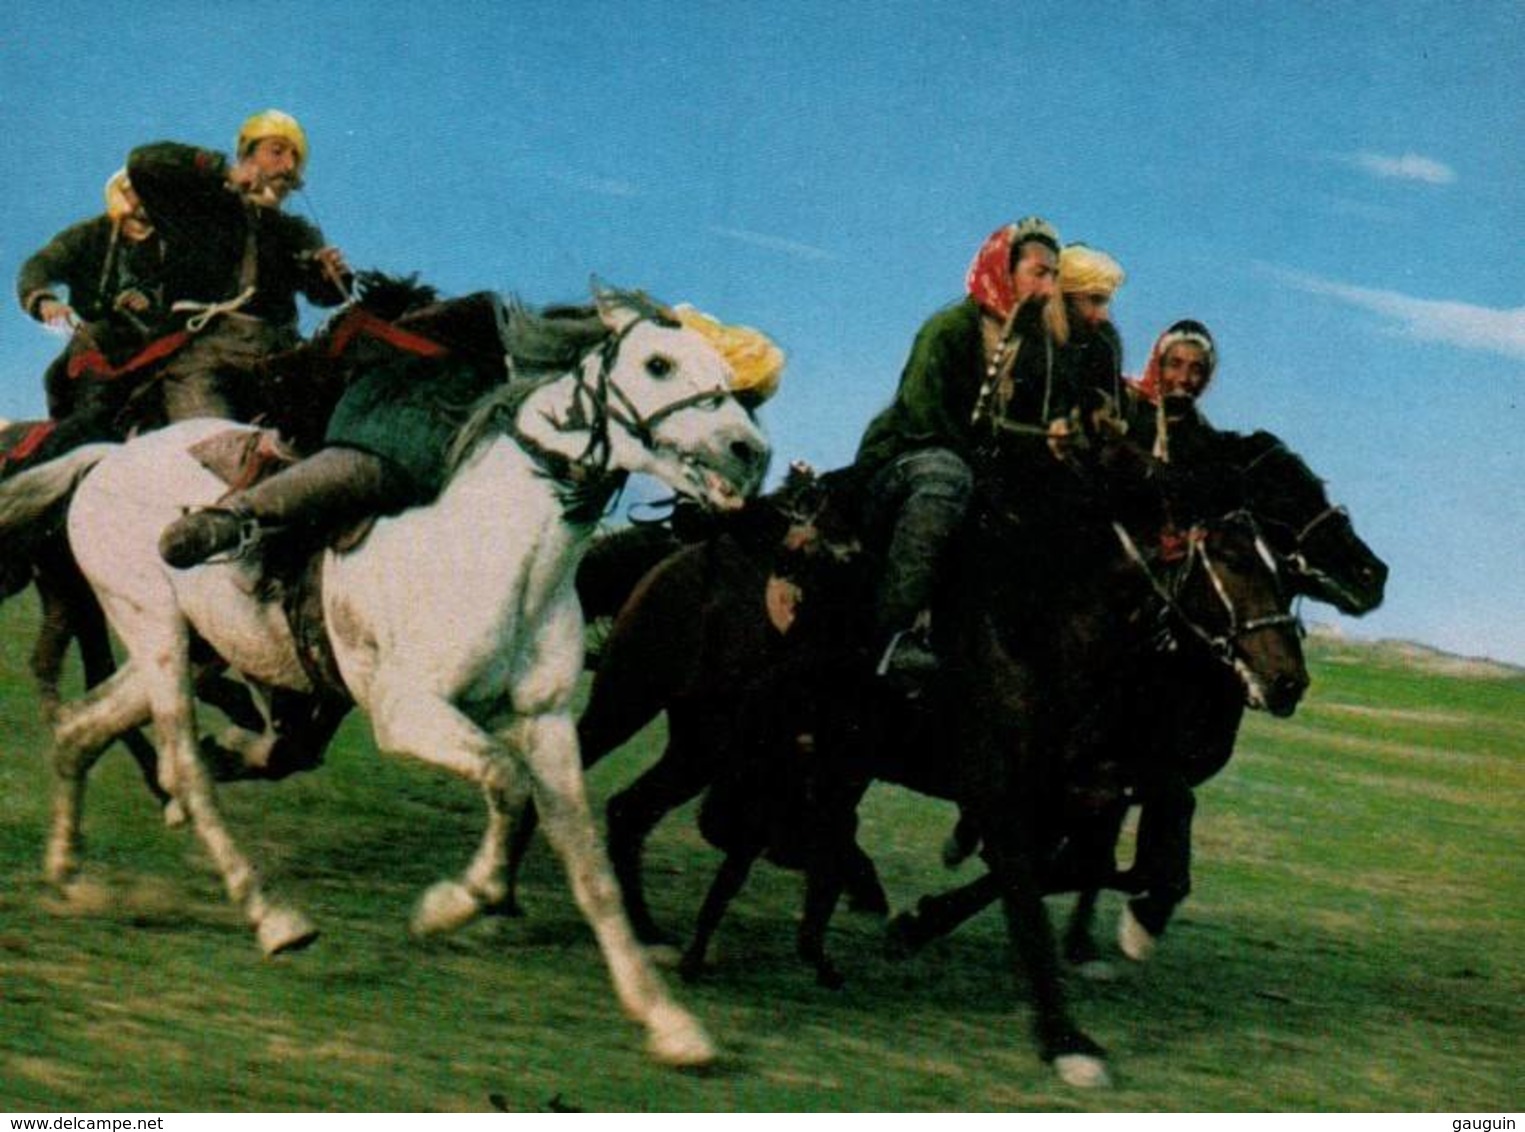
(588, 287), (771, 512)
(1139, 510), (1309, 718)
(1233, 431), (1388, 616)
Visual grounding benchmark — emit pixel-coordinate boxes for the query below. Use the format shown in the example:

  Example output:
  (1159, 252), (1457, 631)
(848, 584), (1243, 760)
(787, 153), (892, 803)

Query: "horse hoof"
(1075, 958), (1120, 983)
(1054, 1053), (1112, 1089)
(815, 965), (846, 991)
(644, 1002), (716, 1069)
(258, 907), (319, 956)
(43, 851), (77, 890)
(1118, 903), (1157, 963)
(940, 833), (973, 870)
(411, 880), (482, 937)
(162, 799), (188, 828)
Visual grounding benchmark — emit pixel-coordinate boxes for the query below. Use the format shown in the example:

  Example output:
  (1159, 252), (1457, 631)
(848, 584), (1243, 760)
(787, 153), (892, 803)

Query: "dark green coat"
(855, 297), (1072, 471)
(18, 214), (165, 326)
(127, 141), (347, 328)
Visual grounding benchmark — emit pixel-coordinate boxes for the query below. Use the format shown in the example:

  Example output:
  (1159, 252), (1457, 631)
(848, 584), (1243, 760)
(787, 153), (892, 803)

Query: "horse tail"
(0, 443), (117, 533)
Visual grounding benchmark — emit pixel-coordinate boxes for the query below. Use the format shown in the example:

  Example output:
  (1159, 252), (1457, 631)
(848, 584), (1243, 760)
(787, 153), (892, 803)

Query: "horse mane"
(448, 288), (678, 465)
(442, 296), (631, 521)
(349, 271), (440, 322)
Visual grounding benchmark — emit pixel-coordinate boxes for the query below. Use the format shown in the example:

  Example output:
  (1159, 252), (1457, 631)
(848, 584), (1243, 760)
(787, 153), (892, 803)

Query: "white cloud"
(1268, 267), (1525, 361)
(707, 225), (836, 262)
(1344, 150), (1456, 185)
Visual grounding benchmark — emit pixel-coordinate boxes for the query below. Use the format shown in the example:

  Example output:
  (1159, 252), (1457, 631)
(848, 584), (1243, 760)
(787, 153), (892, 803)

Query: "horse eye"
(645, 354), (674, 378)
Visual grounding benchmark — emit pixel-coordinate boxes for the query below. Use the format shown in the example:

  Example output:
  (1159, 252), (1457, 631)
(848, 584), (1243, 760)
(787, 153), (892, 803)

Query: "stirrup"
(160, 505), (264, 569)
(206, 513), (264, 564)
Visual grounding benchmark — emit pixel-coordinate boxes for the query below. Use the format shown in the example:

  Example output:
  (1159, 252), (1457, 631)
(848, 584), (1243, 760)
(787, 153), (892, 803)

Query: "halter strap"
(506, 311), (733, 518)
(1112, 515), (1301, 668)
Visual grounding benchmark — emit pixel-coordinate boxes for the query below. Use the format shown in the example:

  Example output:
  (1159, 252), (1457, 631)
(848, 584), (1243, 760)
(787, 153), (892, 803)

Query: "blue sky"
(2, 1), (1521, 662)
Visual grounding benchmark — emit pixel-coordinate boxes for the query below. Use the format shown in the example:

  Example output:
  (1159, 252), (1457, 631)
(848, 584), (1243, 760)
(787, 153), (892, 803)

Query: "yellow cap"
(673, 304), (785, 406)
(236, 109), (309, 173)
(1059, 243), (1126, 296)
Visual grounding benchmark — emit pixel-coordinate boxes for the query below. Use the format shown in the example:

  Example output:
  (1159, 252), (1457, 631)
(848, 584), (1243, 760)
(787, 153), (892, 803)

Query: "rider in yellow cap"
(123, 108), (351, 421)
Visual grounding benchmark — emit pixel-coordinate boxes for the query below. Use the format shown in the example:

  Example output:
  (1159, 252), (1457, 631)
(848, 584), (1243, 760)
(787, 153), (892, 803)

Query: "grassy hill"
(0, 592), (1519, 1112)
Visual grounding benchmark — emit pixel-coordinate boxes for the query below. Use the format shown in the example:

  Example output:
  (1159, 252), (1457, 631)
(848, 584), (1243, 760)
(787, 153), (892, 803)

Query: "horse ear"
(591, 277), (641, 335)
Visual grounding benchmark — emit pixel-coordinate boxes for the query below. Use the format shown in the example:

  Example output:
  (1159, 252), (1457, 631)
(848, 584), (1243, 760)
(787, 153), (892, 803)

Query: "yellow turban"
(673, 304), (785, 407)
(1059, 244), (1126, 296)
(236, 108), (309, 173)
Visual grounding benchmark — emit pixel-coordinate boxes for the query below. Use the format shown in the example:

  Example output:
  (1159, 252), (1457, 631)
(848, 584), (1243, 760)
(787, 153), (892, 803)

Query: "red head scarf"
(964, 217), (1060, 320)
(1132, 319), (1217, 405)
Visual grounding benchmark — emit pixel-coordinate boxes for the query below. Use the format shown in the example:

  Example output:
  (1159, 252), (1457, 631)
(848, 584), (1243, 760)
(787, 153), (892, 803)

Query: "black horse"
(888, 427), (1388, 965)
(552, 427), (1308, 1086)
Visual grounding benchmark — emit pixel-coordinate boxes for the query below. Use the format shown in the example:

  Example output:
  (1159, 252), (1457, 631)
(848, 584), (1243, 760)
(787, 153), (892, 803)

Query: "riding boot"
(872, 451), (972, 682)
(159, 446), (410, 569)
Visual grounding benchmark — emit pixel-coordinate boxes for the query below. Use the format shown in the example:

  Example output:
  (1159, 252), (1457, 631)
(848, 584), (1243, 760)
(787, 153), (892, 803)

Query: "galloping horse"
(549, 430), (1307, 1086)
(0, 286), (769, 1068)
(889, 427), (1387, 966)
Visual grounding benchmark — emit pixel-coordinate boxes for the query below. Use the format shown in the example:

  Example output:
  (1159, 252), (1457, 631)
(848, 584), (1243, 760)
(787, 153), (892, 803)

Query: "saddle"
(188, 427), (357, 703)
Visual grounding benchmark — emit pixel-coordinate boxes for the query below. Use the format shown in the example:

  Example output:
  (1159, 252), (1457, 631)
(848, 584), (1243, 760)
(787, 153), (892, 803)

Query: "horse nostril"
(1274, 673), (1308, 702)
(732, 438), (765, 466)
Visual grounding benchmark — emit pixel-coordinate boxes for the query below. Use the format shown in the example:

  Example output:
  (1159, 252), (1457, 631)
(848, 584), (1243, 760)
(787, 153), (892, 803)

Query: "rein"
(1111, 513), (1301, 668)
(508, 312), (732, 520)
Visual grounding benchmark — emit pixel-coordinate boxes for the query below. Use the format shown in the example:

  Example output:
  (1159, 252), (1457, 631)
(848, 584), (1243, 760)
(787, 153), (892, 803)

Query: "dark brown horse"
(552, 429), (1308, 1086)
(889, 427), (1387, 965)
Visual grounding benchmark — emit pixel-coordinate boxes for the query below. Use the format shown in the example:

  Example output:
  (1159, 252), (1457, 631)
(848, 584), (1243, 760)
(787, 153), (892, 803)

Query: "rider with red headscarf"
(1125, 319), (1217, 463)
(854, 217), (1080, 681)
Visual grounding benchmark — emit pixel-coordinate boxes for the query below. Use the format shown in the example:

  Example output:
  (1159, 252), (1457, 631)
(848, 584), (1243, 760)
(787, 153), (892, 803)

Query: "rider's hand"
(37, 299), (76, 329)
(1046, 417), (1072, 461)
(114, 289), (151, 314)
(311, 246), (350, 282)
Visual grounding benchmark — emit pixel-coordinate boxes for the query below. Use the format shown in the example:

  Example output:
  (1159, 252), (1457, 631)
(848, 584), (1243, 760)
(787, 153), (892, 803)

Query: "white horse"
(5, 288), (769, 1067)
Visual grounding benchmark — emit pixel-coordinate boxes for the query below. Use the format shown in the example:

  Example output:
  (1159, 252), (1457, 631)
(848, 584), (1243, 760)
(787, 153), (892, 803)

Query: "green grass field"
(0, 593), (1519, 1112)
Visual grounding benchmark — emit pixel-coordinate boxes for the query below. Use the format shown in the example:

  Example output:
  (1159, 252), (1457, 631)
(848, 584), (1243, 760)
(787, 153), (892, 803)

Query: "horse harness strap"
(282, 551), (356, 705)
(322, 306), (451, 361)
(1111, 517), (1299, 666)
(510, 312), (729, 517)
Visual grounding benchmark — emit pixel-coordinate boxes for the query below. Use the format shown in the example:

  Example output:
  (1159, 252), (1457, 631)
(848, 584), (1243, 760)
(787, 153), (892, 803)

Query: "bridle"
(1112, 511), (1303, 669)
(1239, 439), (1361, 598)
(517, 311), (734, 497)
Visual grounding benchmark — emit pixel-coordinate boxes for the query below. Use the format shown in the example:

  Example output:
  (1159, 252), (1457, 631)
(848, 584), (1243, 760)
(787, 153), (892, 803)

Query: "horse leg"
(982, 823), (1110, 1089)
(413, 766), (535, 937)
(35, 559), (173, 813)
(798, 851), (849, 990)
(30, 571), (75, 722)
(500, 674), (642, 916)
(679, 849), (756, 984)
(46, 665), (151, 885)
(501, 630), (672, 914)
(841, 839), (890, 917)
(510, 710), (715, 1068)
(125, 612), (315, 955)
(605, 730), (713, 947)
(360, 682), (528, 934)
(941, 811), (982, 869)
(886, 869), (1003, 954)
(1119, 782), (1196, 962)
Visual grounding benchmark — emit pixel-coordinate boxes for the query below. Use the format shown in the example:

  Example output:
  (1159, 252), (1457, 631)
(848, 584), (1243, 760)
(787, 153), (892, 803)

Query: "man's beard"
(245, 174), (297, 209)
(1011, 296), (1047, 335)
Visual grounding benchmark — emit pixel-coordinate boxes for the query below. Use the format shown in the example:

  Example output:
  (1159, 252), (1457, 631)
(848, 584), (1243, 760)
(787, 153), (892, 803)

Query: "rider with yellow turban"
(1057, 242), (1127, 412)
(123, 108), (351, 420)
